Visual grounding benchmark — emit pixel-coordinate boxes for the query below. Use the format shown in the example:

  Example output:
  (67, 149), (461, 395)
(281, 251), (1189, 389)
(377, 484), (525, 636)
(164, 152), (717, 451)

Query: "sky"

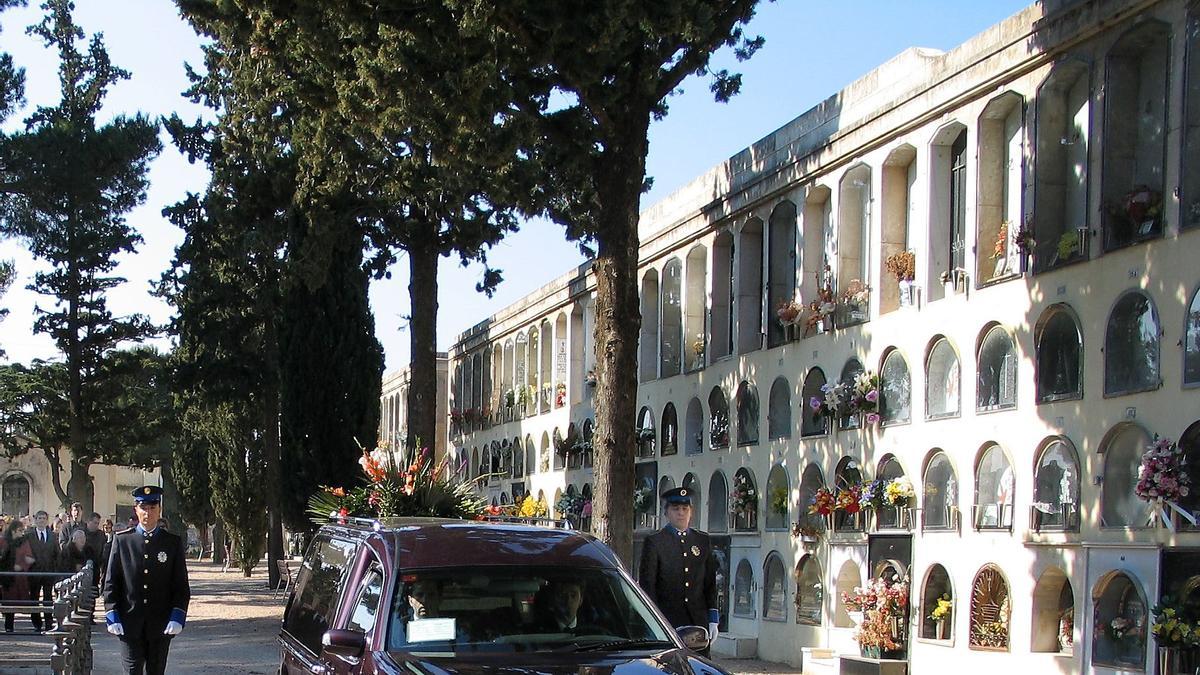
(0, 0), (1033, 373)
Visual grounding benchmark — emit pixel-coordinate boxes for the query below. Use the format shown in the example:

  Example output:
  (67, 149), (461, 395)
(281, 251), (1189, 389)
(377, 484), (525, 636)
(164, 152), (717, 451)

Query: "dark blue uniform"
(103, 487), (190, 675)
(638, 525), (718, 628)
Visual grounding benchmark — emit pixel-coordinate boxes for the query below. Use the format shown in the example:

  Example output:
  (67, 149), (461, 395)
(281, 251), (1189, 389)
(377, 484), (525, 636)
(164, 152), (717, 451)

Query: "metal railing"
(0, 561), (96, 674)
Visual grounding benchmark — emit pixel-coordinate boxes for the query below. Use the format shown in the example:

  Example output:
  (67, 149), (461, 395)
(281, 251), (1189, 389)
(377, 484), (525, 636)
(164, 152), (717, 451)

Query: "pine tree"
(0, 0), (161, 512)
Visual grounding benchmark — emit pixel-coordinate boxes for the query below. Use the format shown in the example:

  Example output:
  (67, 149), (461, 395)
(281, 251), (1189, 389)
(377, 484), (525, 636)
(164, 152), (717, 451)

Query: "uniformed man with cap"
(638, 486), (719, 654)
(102, 486), (191, 675)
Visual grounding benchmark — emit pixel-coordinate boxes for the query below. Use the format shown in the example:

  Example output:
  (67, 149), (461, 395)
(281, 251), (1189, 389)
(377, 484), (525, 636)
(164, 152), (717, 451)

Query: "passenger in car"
(407, 579), (441, 619)
(537, 580), (605, 635)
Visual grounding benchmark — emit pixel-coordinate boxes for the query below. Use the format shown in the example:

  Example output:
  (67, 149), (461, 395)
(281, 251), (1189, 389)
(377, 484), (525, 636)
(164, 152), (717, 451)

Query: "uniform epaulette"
(114, 527), (135, 536)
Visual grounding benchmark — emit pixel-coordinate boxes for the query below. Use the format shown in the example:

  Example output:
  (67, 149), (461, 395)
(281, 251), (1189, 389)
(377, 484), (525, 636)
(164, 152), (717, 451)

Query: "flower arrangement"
(858, 479), (886, 511)
(810, 381), (849, 420)
(554, 382), (567, 408)
(1107, 616), (1140, 642)
(307, 444), (486, 524)
(1106, 186), (1163, 237)
(883, 477), (915, 508)
(808, 487), (837, 517)
(991, 221), (1010, 260)
(730, 475), (757, 515)
(840, 279), (870, 307)
(1015, 219), (1036, 256)
(849, 371), (881, 424)
(449, 408), (464, 426)
(1059, 607), (1074, 648)
(770, 486), (789, 516)
(929, 595), (952, 623)
(1151, 598), (1200, 648)
(776, 298), (805, 327)
(806, 268), (836, 334)
(792, 517), (824, 540)
(884, 251), (916, 283)
(1136, 436), (1191, 503)
(691, 334), (706, 358)
(504, 388), (516, 408)
(836, 486), (863, 514)
(842, 577), (909, 651)
(518, 494), (548, 518)
(1056, 230), (1080, 262)
(555, 492), (585, 518)
(633, 486), (654, 513)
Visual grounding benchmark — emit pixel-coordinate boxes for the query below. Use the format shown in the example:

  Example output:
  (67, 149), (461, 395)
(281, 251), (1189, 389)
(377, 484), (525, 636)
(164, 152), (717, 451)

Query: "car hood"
(379, 648), (727, 675)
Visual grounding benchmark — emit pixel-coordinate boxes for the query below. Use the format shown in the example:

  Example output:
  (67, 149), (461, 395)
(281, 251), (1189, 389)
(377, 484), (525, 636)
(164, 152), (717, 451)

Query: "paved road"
(0, 560), (798, 674)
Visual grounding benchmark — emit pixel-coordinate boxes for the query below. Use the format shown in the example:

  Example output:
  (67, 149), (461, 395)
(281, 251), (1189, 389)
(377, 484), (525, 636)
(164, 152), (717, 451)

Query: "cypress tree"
(278, 219), (384, 531)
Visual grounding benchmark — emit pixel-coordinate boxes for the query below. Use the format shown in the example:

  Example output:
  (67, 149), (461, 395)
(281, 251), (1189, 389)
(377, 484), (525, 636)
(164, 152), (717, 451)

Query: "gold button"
(685, 568), (689, 572)
(143, 569), (148, 575)
(685, 582), (690, 587)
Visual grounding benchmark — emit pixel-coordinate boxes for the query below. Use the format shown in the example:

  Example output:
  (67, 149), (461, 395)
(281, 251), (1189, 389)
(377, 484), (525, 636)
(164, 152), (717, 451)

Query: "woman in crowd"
(2, 519), (34, 633)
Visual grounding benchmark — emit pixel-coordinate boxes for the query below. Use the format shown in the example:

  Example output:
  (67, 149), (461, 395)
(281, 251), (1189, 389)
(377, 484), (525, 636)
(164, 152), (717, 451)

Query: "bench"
(275, 559), (296, 596)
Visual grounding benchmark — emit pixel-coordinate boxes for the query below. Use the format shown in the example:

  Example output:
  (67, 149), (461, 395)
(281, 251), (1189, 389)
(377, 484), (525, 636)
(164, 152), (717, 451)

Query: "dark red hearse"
(279, 518), (724, 675)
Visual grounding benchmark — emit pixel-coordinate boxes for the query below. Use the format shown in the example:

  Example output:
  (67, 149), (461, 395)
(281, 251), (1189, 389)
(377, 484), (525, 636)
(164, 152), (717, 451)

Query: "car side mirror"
(322, 628), (367, 659)
(676, 625), (710, 652)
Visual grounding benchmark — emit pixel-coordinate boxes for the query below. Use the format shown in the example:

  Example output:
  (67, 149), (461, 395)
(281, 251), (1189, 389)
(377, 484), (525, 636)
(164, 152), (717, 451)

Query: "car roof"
(321, 518), (624, 571)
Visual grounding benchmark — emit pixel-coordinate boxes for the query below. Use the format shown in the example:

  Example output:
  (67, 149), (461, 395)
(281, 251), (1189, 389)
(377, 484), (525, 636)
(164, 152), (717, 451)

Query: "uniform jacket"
(103, 526), (190, 638)
(26, 527), (58, 572)
(638, 526), (718, 627)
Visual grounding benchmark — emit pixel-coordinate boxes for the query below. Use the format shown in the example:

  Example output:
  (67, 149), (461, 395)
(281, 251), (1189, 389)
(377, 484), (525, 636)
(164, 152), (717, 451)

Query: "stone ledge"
(712, 633), (758, 659)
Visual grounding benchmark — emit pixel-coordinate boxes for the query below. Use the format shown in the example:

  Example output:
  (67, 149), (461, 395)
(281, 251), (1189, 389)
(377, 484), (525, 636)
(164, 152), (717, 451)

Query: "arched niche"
(685, 397), (704, 456)
(800, 367), (829, 437)
(976, 91), (1025, 284)
(879, 348), (911, 425)
(733, 559), (756, 618)
(763, 552), (788, 621)
(1104, 290), (1160, 396)
(708, 386), (730, 449)
(766, 200), (798, 349)
(1033, 59), (1091, 272)
(684, 245), (708, 372)
(921, 450), (958, 531)
(1091, 571), (1148, 669)
(926, 336), (961, 419)
(880, 144), (916, 314)
(794, 554), (823, 626)
(833, 560), (862, 628)
(928, 121), (968, 301)
(710, 230), (734, 360)
(731, 467), (758, 532)
(837, 164), (873, 326)
(708, 471), (728, 533)
(1035, 303), (1083, 402)
(660, 257), (683, 378)
(1031, 566), (1074, 654)
(682, 473), (702, 529)
(1033, 437), (1080, 531)
(660, 403), (678, 456)
(834, 457), (863, 532)
(1099, 423), (1151, 527)
(736, 218), (764, 354)
(920, 563), (954, 640)
(969, 565), (1011, 651)
(974, 443), (1015, 530)
(735, 381), (760, 446)
(767, 377), (792, 440)
(637, 406), (656, 459)
(764, 464), (789, 530)
(639, 269), (660, 382)
(977, 324), (1017, 411)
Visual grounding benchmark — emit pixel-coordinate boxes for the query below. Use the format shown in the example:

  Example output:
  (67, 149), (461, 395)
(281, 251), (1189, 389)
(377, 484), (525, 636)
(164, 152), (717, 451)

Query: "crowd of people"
(0, 502), (123, 633)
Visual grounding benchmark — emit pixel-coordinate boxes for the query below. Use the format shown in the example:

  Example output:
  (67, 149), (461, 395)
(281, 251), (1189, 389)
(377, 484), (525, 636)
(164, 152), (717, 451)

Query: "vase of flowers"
(554, 382), (567, 408)
(1152, 598), (1200, 674)
(1136, 436), (1196, 530)
(849, 371), (881, 426)
(930, 595), (952, 640)
(838, 279), (870, 324)
(729, 475), (757, 527)
(842, 576), (909, 658)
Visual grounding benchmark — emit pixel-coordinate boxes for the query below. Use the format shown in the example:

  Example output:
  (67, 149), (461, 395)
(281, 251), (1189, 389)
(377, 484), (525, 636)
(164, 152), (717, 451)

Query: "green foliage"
(0, 0), (161, 506)
(0, 0), (26, 124)
(0, 258), (14, 357)
(278, 224), (384, 531)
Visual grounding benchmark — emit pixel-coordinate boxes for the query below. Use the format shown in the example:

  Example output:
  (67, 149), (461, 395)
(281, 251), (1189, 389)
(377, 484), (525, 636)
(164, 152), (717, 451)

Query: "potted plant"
(884, 251), (916, 307)
(929, 595), (952, 640)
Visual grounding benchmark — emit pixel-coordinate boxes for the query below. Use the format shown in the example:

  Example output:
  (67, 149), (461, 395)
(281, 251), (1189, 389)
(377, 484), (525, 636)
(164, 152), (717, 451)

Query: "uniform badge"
(691, 545), (700, 557)
(157, 551), (168, 563)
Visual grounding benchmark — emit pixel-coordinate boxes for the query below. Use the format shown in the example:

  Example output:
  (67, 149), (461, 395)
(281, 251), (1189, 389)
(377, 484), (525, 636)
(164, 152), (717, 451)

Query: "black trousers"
(119, 631), (173, 675)
(28, 578), (53, 630)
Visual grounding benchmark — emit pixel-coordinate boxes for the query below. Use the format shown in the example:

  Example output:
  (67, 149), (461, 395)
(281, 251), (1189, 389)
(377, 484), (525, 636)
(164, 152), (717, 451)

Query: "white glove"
(708, 622), (719, 642)
(107, 623), (125, 636)
(164, 621), (183, 635)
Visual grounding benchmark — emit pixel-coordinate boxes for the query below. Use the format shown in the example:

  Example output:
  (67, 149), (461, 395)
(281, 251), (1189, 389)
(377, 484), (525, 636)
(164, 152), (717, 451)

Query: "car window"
(385, 565), (673, 654)
(282, 535), (359, 654)
(346, 565), (385, 634)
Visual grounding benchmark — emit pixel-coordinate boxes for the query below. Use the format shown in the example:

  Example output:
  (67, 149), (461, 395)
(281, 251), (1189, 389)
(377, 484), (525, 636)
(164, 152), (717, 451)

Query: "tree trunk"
(212, 520), (226, 566)
(66, 457), (94, 514)
(590, 119), (650, 568)
(197, 522), (211, 560)
(263, 291), (285, 589)
(406, 233), (439, 457)
(43, 446), (70, 508)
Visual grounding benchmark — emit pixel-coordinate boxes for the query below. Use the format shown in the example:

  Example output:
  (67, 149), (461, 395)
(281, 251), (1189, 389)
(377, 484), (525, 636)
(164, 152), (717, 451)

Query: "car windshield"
(386, 565), (675, 654)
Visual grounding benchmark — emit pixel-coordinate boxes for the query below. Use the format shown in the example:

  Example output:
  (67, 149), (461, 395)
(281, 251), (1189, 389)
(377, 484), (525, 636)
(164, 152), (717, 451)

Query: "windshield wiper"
(568, 638), (676, 652)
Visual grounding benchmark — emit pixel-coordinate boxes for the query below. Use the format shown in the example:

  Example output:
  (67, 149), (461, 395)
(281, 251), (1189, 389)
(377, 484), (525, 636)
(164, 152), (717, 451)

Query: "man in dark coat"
(103, 486), (191, 675)
(638, 487), (719, 653)
(26, 510), (57, 631)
